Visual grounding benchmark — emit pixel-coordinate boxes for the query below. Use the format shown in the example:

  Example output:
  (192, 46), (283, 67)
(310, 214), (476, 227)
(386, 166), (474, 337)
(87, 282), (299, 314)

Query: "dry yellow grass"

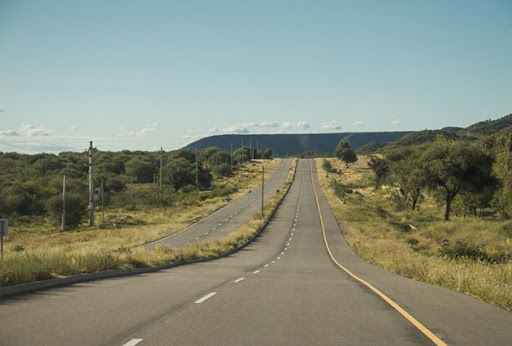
(4, 159), (279, 255)
(0, 159), (296, 287)
(316, 157), (512, 310)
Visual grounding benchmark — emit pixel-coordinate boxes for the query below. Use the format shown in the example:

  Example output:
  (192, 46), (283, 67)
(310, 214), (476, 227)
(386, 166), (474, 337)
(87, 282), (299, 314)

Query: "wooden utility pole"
(101, 178), (104, 223)
(261, 165), (264, 217)
(250, 137), (253, 160)
(88, 141), (94, 226)
(195, 148), (199, 193)
(61, 175), (66, 231)
(160, 147), (163, 211)
(170, 166), (174, 206)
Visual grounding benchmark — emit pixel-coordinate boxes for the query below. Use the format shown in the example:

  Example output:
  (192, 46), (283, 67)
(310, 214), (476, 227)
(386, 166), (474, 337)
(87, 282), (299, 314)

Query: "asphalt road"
(1, 159), (511, 345)
(144, 158), (293, 250)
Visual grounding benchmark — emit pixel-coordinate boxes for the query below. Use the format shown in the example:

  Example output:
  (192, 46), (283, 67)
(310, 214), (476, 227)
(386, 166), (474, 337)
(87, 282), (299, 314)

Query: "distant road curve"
(144, 158), (293, 250)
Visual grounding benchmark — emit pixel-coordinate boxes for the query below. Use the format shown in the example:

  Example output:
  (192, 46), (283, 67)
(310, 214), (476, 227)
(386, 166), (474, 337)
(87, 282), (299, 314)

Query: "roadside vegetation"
(317, 143), (512, 310)
(0, 145), (288, 286)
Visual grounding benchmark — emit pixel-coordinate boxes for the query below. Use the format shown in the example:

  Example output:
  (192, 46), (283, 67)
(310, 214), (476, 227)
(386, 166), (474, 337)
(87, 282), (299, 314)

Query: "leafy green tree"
(334, 141), (350, 158)
(420, 139), (494, 221)
(391, 156), (425, 210)
(322, 159), (333, 173)
(125, 157), (155, 183)
(212, 163), (232, 177)
(262, 148), (273, 159)
(164, 158), (212, 191)
(335, 141), (357, 167)
(368, 156), (389, 190)
(487, 130), (512, 218)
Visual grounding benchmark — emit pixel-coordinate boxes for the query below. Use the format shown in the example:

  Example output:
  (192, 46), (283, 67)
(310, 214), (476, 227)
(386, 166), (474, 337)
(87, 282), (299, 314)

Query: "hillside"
(185, 132), (411, 157)
(462, 113), (512, 137)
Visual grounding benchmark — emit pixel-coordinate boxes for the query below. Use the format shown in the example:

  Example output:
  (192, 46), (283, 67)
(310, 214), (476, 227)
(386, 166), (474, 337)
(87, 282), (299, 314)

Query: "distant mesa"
(185, 132), (411, 157)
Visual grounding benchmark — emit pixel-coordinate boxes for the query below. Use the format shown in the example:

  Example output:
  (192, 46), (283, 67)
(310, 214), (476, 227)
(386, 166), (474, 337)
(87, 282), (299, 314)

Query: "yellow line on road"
(309, 160), (447, 346)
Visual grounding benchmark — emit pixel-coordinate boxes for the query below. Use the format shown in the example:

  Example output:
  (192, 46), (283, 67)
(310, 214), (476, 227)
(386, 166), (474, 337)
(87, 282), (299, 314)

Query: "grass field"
(0, 158), (292, 287)
(316, 157), (512, 310)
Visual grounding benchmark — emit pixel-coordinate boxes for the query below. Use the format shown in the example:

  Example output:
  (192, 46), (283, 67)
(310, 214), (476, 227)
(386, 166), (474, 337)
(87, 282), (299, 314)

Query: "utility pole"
(261, 165), (264, 217)
(250, 137), (253, 161)
(170, 166), (174, 206)
(160, 147), (163, 211)
(101, 178), (104, 224)
(61, 175), (66, 231)
(88, 141), (94, 226)
(195, 148), (199, 193)
(131, 176), (134, 207)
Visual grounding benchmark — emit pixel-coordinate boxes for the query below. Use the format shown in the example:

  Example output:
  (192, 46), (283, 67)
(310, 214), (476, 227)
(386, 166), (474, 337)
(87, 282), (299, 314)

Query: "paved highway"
(144, 158), (293, 250)
(0, 159), (511, 345)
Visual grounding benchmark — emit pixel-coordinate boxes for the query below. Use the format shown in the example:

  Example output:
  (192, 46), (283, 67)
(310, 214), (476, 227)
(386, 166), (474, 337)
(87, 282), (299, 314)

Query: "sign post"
(0, 219), (8, 257)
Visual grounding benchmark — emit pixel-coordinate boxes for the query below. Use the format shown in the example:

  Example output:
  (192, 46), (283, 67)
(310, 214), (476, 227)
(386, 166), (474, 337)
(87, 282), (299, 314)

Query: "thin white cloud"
(390, 120), (401, 125)
(352, 121), (365, 126)
(20, 124), (51, 137)
(116, 122), (172, 138)
(281, 121), (310, 130)
(222, 125), (250, 134)
(209, 127), (219, 133)
(322, 121), (342, 130)
(0, 129), (19, 136)
(252, 121), (280, 128)
(70, 125), (79, 131)
(182, 134), (203, 140)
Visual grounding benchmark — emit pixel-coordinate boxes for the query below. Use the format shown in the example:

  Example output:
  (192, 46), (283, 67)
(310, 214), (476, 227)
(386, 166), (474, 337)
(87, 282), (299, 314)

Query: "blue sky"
(0, 0), (511, 153)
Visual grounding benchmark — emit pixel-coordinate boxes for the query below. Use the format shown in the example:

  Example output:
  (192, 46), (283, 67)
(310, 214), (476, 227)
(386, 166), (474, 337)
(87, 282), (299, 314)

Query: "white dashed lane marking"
(195, 292), (217, 304)
(234, 278), (245, 283)
(253, 270), (260, 274)
(122, 339), (143, 346)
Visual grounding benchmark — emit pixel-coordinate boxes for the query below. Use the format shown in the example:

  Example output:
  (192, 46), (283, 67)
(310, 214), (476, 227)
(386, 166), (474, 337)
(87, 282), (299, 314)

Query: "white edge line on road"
(122, 339), (143, 346)
(253, 270), (260, 274)
(195, 292), (217, 304)
(234, 278), (245, 283)
(264, 264), (269, 267)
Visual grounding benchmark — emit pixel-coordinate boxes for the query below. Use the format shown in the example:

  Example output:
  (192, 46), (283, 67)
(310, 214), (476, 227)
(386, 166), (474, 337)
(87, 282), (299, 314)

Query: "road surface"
(144, 158), (292, 249)
(0, 159), (511, 345)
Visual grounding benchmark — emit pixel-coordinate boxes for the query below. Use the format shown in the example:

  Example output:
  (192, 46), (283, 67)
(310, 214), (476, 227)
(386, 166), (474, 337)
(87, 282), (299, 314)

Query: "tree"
(487, 130), (512, 218)
(368, 156), (389, 190)
(125, 157), (155, 183)
(262, 148), (273, 159)
(391, 156), (426, 210)
(420, 139), (494, 221)
(335, 141), (350, 158)
(335, 141), (357, 167)
(164, 158), (212, 191)
(322, 159), (333, 173)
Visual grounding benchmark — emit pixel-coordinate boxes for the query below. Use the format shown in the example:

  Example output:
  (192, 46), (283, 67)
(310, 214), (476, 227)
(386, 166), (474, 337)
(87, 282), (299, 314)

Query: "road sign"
(0, 219), (7, 235)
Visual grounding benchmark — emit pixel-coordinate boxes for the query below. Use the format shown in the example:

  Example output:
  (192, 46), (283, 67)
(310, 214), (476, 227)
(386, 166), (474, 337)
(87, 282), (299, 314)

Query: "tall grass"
(0, 159), (295, 288)
(316, 157), (512, 310)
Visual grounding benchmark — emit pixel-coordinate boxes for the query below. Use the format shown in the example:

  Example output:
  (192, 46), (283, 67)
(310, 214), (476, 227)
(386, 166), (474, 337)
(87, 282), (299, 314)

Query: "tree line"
(0, 145), (272, 228)
(361, 131), (512, 221)
(328, 128), (512, 221)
